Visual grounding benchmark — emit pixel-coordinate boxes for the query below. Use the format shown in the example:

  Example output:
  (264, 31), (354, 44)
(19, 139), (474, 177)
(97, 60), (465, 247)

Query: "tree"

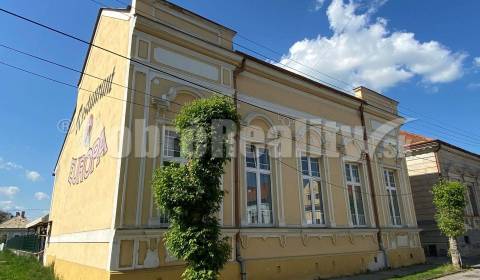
(432, 179), (466, 269)
(152, 96), (239, 280)
(0, 210), (11, 224)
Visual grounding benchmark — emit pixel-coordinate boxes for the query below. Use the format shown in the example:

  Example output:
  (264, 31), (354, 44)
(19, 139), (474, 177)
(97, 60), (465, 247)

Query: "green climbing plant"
(152, 95), (239, 280)
(432, 179), (466, 269)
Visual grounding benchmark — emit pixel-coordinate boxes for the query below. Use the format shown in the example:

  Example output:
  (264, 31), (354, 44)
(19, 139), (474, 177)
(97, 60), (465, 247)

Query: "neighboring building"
(45, 1), (424, 279)
(402, 131), (480, 258)
(26, 214), (50, 260)
(0, 211), (29, 243)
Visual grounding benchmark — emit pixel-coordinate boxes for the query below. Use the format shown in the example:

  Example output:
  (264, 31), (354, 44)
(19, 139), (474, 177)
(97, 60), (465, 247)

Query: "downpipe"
(233, 57), (247, 280)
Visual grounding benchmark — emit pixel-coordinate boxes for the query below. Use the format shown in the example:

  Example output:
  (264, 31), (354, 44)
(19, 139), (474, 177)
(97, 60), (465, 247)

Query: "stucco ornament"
(301, 233), (309, 246)
(279, 235), (287, 248)
(143, 248), (160, 268)
(142, 238), (160, 268)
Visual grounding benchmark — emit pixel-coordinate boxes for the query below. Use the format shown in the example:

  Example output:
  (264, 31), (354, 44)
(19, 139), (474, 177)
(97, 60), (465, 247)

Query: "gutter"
(233, 57), (247, 280)
(359, 103), (389, 268)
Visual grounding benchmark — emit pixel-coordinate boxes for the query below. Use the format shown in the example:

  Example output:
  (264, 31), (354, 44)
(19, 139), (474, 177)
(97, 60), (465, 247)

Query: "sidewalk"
(333, 263), (441, 280)
(334, 256), (480, 280)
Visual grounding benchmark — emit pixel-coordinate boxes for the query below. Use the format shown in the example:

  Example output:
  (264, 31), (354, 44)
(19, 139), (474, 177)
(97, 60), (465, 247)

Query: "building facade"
(45, 1), (424, 279)
(402, 131), (480, 258)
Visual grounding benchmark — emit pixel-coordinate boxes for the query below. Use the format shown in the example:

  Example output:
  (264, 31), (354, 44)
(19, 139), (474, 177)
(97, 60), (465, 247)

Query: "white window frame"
(384, 168), (402, 226)
(162, 127), (184, 164)
(155, 126), (185, 226)
(244, 143), (274, 226)
(299, 153), (327, 226)
(345, 162), (367, 227)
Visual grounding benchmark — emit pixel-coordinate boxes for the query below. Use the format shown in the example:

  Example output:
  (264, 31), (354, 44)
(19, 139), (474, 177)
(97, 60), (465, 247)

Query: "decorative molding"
(279, 235), (287, 248)
(301, 233), (309, 247)
(240, 234), (248, 249)
(49, 229), (114, 243)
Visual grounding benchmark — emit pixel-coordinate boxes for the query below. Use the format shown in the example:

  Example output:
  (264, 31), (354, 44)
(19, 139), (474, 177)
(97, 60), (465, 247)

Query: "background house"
(0, 211), (29, 243)
(402, 131), (480, 257)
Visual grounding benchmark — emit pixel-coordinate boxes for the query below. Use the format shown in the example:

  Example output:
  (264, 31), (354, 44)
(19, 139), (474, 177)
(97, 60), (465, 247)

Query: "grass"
(0, 250), (59, 280)
(391, 264), (460, 280)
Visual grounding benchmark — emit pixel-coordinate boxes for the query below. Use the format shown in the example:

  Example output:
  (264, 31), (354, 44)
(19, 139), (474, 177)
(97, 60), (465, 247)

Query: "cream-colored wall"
(49, 12), (131, 236)
(47, 243), (111, 270)
(135, 0), (235, 50)
(47, 10), (132, 273)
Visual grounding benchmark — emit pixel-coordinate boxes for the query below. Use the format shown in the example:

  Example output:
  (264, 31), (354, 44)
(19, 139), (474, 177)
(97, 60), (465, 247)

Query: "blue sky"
(0, 0), (479, 219)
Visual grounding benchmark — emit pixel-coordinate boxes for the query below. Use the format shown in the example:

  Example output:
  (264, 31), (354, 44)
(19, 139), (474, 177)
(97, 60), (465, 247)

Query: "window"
(245, 144), (273, 225)
(300, 155), (325, 225)
(163, 129), (181, 163)
(345, 163), (366, 226)
(384, 169), (402, 226)
(158, 128), (183, 225)
(467, 185), (479, 216)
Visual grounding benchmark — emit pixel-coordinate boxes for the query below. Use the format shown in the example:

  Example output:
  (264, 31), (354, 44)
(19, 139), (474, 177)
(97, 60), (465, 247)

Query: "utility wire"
(0, 57), (425, 198)
(0, 9), (477, 198)
(105, 0), (480, 145)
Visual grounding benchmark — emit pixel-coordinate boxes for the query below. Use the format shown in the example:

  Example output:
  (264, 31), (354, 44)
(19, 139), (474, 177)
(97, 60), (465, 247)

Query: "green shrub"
(153, 96), (239, 280)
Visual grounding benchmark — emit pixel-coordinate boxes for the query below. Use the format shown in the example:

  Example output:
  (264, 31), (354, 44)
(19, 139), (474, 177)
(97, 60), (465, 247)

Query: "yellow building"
(45, 1), (425, 279)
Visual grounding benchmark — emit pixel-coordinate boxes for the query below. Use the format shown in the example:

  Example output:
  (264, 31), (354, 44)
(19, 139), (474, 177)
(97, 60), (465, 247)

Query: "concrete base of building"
(47, 248), (425, 280)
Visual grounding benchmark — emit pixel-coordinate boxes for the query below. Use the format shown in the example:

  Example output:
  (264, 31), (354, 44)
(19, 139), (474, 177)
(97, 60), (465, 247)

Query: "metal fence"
(5, 234), (41, 252)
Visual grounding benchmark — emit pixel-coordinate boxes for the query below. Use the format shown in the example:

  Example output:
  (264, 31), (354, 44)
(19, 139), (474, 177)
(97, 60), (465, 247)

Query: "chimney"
(21, 211), (25, 218)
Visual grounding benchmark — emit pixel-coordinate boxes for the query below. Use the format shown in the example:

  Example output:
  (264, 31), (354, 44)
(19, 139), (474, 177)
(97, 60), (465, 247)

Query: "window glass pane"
(348, 185), (357, 225)
(351, 164), (361, 183)
(345, 164), (352, 182)
(258, 148), (270, 170)
(159, 209), (169, 224)
(246, 172), (258, 224)
(354, 186), (366, 225)
(391, 189), (402, 225)
(259, 174), (273, 224)
(310, 158), (320, 177)
(301, 156), (309, 175)
(164, 130), (181, 158)
(388, 171), (396, 188)
(469, 186), (479, 216)
(383, 170), (389, 186)
(173, 138), (181, 157)
(388, 191), (395, 224)
(312, 180), (324, 224)
(246, 145), (257, 168)
(303, 179), (313, 224)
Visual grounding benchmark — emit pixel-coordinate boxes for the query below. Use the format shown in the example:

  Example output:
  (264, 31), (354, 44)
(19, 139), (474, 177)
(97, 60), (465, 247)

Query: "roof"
(400, 131), (434, 146)
(401, 130), (480, 160)
(26, 214), (49, 229)
(237, 51), (365, 105)
(0, 216), (29, 230)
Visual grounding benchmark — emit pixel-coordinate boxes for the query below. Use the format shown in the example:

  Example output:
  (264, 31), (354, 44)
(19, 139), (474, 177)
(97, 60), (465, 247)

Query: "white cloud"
(34, 192), (49, 201)
(313, 0), (326, 11)
(0, 200), (13, 211)
(279, 0), (466, 91)
(474, 57), (480, 67)
(26, 170), (41, 182)
(0, 157), (22, 170)
(0, 186), (20, 198)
